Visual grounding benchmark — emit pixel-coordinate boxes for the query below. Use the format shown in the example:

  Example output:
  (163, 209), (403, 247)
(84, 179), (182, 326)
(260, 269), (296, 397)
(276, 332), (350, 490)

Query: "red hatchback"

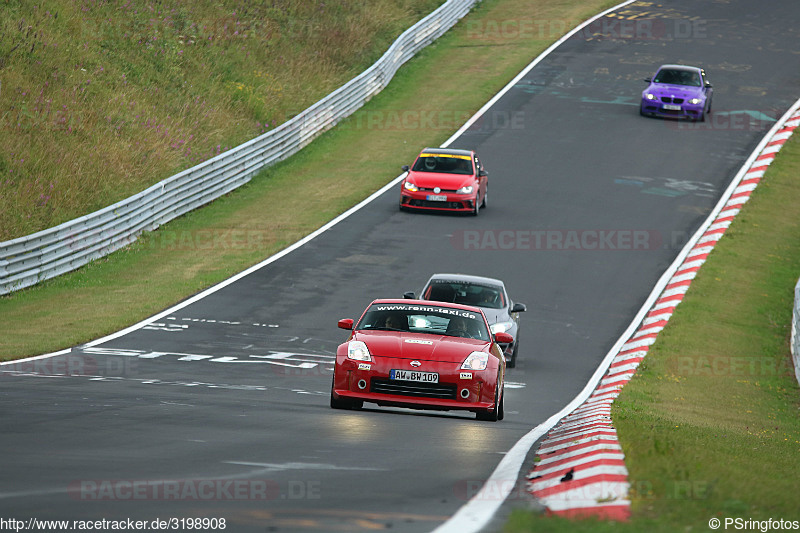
(330, 299), (510, 421)
(399, 148), (488, 215)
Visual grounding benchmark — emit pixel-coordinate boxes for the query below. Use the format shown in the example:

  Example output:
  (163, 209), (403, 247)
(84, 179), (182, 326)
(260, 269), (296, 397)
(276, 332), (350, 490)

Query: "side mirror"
(511, 303), (527, 313)
(479, 169), (488, 177)
(403, 291), (416, 299)
(402, 165), (410, 172)
(338, 318), (354, 330)
(705, 81), (713, 88)
(644, 77), (651, 82)
(494, 331), (514, 345)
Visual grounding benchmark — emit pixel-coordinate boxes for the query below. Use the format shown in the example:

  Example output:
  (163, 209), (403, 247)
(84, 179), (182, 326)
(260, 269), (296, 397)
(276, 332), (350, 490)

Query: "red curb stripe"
(532, 473), (629, 497)
(550, 505), (630, 521)
(531, 449), (624, 473)
(530, 458), (628, 483)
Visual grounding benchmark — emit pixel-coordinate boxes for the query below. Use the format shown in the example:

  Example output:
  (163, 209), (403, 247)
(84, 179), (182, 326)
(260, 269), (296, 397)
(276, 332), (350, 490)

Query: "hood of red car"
(407, 171), (473, 190)
(353, 331), (486, 363)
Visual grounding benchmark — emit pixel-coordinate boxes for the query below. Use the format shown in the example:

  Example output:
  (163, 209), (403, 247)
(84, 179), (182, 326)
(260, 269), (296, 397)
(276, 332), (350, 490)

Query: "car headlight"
(689, 98), (701, 105)
(456, 185), (474, 194)
(461, 351), (489, 371)
(347, 341), (372, 362)
(490, 321), (514, 335)
(645, 93), (656, 100)
(403, 181), (418, 192)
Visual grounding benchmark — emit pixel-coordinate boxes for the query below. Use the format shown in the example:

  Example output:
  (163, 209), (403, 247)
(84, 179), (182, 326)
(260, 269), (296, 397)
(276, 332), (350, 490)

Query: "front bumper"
(331, 357), (497, 412)
(400, 190), (477, 213)
(641, 98), (705, 119)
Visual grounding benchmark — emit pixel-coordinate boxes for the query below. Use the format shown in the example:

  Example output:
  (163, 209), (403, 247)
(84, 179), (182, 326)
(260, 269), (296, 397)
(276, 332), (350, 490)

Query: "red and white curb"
(526, 105), (800, 520)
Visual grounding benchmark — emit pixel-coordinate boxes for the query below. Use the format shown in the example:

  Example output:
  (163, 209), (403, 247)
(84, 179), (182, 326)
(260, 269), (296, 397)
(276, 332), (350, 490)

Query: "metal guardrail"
(0, 0), (478, 295)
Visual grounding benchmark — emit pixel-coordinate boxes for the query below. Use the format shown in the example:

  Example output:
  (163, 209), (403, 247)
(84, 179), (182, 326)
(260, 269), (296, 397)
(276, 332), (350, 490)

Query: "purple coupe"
(640, 64), (713, 121)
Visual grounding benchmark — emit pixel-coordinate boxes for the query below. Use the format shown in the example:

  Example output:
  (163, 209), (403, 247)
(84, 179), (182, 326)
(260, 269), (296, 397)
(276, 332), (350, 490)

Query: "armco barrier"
(0, 0), (478, 295)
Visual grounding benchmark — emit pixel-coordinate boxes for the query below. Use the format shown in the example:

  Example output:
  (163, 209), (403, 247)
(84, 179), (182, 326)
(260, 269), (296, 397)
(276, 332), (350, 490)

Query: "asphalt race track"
(2, 1), (800, 531)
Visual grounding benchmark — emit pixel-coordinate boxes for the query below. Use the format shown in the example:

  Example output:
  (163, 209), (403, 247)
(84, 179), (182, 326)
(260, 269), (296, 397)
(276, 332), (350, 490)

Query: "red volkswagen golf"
(399, 148), (488, 216)
(330, 299), (510, 421)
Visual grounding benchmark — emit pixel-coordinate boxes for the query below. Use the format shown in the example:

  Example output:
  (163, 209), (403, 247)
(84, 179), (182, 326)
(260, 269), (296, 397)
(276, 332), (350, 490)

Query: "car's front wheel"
(477, 383), (502, 422)
(330, 375), (363, 410)
(507, 342), (518, 368)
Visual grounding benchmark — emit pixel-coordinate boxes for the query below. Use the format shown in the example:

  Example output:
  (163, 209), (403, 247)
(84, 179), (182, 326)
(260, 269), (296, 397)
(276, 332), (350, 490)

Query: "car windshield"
(653, 68), (701, 87)
(423, 281), (506, 309)
(411, 153), (474, 175)
(357, 303), (490, 341)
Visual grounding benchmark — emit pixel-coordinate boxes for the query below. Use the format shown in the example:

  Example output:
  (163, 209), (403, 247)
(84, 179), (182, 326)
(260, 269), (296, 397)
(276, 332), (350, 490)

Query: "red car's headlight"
(462, 351), (489, 371)
(403, 181), (418, 192)
(347, 341), (372, 362)
(456, 185), (474, 194)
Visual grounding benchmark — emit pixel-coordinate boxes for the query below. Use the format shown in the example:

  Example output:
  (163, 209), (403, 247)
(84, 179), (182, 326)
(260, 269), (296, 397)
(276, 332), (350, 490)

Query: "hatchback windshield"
(357, 303), (489, 341)
(411, 153), (474, 175)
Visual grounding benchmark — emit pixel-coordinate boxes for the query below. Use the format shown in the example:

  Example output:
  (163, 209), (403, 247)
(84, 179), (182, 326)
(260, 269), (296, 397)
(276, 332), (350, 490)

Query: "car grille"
(370, 378), (457, 400)
(408, 199), (466, 209)
(419, 187), (458, 193)
(660, 97), (684, 104)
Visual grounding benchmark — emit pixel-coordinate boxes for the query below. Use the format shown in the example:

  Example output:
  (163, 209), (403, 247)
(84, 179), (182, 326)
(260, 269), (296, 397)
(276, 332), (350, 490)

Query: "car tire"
(471, 197), (480, 216)
(476, 383), (501, 422)
(507, 342), (518, 369)
(498, 389), (504, 421)
(481, 188), (487, 209)
(330, 375), (363, 410)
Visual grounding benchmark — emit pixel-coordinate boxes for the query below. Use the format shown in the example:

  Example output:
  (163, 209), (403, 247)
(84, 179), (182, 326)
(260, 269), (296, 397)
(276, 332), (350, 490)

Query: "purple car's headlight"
(645, 93), (656, 100)
(689, 97), (702, 105)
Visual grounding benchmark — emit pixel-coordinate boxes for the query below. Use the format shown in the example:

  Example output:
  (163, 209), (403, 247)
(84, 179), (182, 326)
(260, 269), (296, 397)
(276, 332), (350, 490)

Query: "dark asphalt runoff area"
(2, 1), (800, 531)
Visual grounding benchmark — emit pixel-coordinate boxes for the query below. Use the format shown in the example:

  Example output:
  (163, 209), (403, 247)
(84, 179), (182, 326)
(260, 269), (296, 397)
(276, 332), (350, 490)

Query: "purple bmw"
(640, 64), (713, 121)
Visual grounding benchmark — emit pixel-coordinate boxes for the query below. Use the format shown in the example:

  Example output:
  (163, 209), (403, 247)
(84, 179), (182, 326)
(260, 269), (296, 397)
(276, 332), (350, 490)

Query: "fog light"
(460, 388), (471, 399)
(357, 379), (367, 390)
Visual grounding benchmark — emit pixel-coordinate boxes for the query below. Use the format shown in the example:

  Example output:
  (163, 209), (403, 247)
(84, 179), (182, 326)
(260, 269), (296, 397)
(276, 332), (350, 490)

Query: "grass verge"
(504, 132), (800, 531)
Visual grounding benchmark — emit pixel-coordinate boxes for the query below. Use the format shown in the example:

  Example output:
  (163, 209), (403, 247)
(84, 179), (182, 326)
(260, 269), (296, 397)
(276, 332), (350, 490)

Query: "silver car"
(405, 273), (526, 367)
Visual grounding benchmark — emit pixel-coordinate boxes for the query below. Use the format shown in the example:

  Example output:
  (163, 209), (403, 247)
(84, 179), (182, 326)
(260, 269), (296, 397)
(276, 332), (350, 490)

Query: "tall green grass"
(0, 0), (442, 240)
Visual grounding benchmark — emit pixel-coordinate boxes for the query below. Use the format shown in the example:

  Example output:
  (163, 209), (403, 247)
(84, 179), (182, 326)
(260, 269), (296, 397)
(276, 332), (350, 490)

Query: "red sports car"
(399, 147), (488, 215)
(330, 299), (510, 421)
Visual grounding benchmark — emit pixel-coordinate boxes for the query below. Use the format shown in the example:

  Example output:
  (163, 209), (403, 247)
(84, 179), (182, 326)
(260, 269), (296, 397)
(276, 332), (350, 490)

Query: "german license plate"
(663, 104), (681, 111)
(390, 369), (439, 383)
(426, 194), (447, 201)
